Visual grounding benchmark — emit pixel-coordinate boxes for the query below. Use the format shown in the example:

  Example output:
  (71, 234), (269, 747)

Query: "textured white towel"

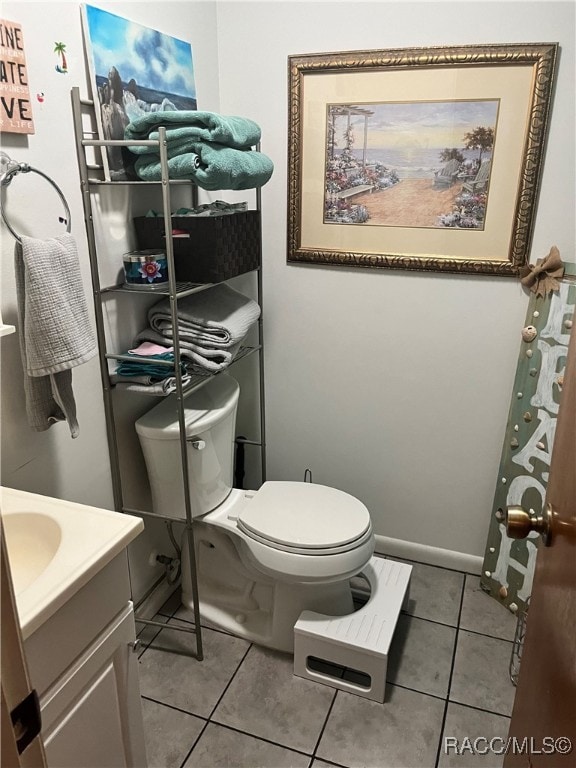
(135, 327), (242, 373)
(147, 283), (260, 348)
(14, 234), (97, 438)
(110, 372), (193, 395)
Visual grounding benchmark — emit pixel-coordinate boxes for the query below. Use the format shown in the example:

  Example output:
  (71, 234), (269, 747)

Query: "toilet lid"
(237, 481), (372, 552)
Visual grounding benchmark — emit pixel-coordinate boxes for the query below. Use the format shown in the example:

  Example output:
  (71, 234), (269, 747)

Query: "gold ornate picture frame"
(287, 43), (558, 276)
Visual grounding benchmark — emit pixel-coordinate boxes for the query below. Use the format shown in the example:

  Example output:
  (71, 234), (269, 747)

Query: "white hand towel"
(14, 233), (97, 438)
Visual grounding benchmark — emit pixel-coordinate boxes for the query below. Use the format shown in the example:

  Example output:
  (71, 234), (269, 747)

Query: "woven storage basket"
(133, 210), (261, 283)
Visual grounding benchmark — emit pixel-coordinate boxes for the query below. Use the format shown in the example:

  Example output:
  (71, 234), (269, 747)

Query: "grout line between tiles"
(385, 681), (449, 704)
(138, 592), (184, 658)
(402, 610), (516, 643)
(400, 608), (460, 631)
(159, 601), (182, 620)
(160, 590), (238, 636)
(456, 626), (515, 644)
(167, 612), (240, 640)
(434, 571), (466, 768)
(445, 698), (513, 721)
(140, 696), (210, 768)
(141, 605), (240, 661)
(309, 688), (339, 765)
(207, 642), (254, 720)
(177, 642), (254, 768)
(385, 555), (479, 576)
(178, 718), (210, 768)
(202, 720), (315, 761)
(308, 751), (350, 768)
(137, 620), (169, 659)
(141, 694), (208, 722)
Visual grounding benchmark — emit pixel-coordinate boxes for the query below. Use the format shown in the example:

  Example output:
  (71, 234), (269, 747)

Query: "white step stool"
(293, 557), (412, 702)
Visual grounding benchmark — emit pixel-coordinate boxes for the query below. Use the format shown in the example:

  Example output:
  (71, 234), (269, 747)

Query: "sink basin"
(3, 512), (62, 593)
(1, 487), (144, 639)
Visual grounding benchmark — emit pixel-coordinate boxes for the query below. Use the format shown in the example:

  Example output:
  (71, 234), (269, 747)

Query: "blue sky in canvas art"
(83, 4), (196, 104)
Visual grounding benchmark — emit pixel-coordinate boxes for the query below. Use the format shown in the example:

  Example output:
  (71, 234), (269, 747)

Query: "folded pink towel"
(128, 341), (173, 356)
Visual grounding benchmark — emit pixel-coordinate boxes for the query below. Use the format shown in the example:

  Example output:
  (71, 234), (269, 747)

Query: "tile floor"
(136, 556), (518, 768)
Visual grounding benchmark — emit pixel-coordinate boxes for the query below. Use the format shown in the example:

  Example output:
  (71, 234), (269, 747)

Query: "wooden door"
(505, 323), (576, 766)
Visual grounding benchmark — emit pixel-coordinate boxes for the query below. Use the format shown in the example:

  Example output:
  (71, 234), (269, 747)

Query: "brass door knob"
(505, 503), (554, 546)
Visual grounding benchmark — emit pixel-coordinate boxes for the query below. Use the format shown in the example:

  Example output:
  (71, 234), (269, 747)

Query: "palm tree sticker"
(54, 42), (68, 74)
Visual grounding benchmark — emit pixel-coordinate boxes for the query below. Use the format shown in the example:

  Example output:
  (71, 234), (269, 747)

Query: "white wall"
(0, 1), (221, 599)
(1, 1), (574, 593)
(215, 1), (576, 558)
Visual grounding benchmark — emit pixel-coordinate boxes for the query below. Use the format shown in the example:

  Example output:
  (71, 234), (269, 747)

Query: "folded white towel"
(14, 234), (97, 438)
(147, 283), (260, 349)
(110, 372), (193, 395)
(136, 327), (242, 373)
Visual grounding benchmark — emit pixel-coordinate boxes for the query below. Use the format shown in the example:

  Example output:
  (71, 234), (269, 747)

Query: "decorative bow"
(519, 246), (564, 297)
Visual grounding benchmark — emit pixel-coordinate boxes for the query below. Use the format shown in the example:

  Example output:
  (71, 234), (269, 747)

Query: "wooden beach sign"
(0, 18), (35, 135)
(481, 263), (576, 613)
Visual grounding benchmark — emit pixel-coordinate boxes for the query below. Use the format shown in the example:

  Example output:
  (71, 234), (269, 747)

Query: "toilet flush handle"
(187, 437), (206, 450)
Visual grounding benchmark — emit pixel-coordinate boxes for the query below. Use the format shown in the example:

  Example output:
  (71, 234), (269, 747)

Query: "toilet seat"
(236, 481), (373, 556)
(205, 484), (375, 583)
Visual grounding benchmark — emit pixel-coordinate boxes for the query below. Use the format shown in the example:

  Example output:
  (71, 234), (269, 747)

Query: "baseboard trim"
(374, 534), (483, 575)
(132, 540), (482, 617)
(134, 578), (180, 621)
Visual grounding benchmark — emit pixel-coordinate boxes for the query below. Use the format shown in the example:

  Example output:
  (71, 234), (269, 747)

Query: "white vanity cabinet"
(40, 604), (144, 767)
(23, 552), (147, 768)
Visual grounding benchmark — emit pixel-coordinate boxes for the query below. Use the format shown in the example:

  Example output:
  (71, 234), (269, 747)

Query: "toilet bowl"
(135, 374), (375, 652)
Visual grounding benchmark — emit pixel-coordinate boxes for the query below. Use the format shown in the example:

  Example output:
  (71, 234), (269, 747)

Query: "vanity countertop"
(0, 487), (143, 639)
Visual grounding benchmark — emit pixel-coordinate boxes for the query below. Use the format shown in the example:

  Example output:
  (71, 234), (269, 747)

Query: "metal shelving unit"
(70, 87), (266, 661)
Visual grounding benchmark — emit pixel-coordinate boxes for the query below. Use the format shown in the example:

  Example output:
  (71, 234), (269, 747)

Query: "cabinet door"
(40, 605), (147, 768)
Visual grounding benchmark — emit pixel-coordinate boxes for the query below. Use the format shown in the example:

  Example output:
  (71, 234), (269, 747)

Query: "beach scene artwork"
(324, 99), (499, 230)
(81, 5), (197, 180)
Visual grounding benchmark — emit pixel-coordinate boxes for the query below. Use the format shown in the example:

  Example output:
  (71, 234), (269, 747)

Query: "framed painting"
(81, 5), (197, 180)
(287, 43), (558, 276)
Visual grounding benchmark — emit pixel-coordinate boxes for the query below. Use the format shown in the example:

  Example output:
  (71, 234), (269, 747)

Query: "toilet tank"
(135, 374), (240, 520)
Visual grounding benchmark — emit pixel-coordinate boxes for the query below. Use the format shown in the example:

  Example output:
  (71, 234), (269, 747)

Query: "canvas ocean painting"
(81, 4), (197, 180)
(325, 99), (499, 230)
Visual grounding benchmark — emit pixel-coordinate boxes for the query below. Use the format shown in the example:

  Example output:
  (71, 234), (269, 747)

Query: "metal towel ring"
(0, 152), (71, 242)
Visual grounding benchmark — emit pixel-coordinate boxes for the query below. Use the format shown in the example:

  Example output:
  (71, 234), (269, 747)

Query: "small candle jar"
(123, 250), (168, 289)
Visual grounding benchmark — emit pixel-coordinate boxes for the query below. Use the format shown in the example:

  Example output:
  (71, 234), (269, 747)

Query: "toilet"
(135, 374), (375, 652)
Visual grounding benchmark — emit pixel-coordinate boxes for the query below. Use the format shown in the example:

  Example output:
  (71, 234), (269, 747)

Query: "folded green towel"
(125, 110), (261, 152)
(134, 142), (274, 190)
(116, 362), (176, 378)
(128, 133), (202, 158)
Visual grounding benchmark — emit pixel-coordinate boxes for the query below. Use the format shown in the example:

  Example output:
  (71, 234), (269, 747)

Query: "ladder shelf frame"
(70, 86), (267, 662)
